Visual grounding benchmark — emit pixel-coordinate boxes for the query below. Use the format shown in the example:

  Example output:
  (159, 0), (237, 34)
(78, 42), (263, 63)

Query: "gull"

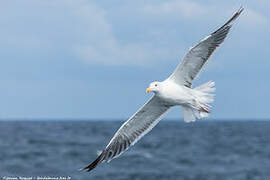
(82, 7), (243, 172)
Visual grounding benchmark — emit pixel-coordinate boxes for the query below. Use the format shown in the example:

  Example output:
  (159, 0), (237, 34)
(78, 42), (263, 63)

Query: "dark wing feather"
(81, 151), (106, 172)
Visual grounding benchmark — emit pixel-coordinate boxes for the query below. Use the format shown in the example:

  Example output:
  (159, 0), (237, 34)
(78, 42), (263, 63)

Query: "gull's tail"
(182, 81), (215, 122)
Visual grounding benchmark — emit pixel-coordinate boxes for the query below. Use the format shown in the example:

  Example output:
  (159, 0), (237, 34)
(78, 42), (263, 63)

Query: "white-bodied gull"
(82, 7), (243, 172)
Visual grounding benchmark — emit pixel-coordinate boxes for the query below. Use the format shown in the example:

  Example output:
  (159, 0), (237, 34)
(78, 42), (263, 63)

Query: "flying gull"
(82, 7), (243, 172)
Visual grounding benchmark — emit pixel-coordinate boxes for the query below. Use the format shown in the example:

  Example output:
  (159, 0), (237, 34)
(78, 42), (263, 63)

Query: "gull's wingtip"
(80, 151), (106, 172)
(230, 6), (244, 24)
(212, 6), (244, 35)
(238, 5), (245, 13)
(238, 6), (244, 14)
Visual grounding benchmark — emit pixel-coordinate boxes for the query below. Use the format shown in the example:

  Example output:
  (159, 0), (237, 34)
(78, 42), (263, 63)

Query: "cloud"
(240, 8), (268, 26)
(143, 1), (269, 27)
(0, 0), (268, 67)
(71, 1), (174, 66)
(0, 0), (177, 66)
(143, 0), (210, 19)
(76, 41), (175, 66)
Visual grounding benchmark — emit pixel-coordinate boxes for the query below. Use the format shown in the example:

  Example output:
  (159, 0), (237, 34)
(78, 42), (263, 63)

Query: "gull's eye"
(155, 84), (157, 87)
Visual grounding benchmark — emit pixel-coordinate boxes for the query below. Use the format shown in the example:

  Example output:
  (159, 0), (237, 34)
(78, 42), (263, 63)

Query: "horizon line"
(0, 118), (269, 122)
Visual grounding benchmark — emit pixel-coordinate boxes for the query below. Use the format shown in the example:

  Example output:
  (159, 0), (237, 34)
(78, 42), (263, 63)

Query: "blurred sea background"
(0, 120), (269, 180)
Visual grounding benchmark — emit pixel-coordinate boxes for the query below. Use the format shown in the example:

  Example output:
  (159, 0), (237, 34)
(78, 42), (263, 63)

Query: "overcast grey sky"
(0, 0), (269, 120)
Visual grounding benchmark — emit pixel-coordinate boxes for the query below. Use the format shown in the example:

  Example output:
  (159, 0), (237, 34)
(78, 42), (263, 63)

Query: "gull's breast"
(159, 82), (195, 106)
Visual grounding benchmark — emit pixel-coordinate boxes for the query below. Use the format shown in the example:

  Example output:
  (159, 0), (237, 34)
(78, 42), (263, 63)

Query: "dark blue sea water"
(0, 121), (269, 180)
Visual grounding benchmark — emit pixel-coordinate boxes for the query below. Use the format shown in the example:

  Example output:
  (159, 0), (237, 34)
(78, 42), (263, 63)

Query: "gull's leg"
(200, 106), (211, 113)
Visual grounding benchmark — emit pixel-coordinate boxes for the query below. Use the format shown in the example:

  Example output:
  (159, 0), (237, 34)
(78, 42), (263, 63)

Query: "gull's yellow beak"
(146, 88), (151, 93)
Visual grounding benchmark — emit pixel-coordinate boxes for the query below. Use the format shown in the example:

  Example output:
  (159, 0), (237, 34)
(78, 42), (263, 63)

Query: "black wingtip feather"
(212, 6), (244, 35)
(226, 6), (244, 26)
(80, 152), (106, 172)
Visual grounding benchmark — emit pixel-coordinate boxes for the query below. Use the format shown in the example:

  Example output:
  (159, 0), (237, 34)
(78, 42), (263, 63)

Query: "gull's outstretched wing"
(82, 96), (170, 172)
(168, 7), (243, 87)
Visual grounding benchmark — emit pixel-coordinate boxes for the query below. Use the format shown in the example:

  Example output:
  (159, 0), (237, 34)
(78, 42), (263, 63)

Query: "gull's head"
(146, 81), (161, 94)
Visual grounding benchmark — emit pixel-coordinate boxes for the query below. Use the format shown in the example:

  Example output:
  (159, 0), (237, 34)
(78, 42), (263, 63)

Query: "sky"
(0, 0), (269, 120)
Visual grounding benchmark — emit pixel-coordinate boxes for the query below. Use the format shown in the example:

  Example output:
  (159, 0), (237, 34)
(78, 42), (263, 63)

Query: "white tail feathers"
(182, 81), (215, 122)
(194, 81), (215, 105)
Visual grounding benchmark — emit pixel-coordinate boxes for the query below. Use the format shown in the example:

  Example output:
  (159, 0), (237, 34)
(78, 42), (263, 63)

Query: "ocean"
(0, 120), (269, 180)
